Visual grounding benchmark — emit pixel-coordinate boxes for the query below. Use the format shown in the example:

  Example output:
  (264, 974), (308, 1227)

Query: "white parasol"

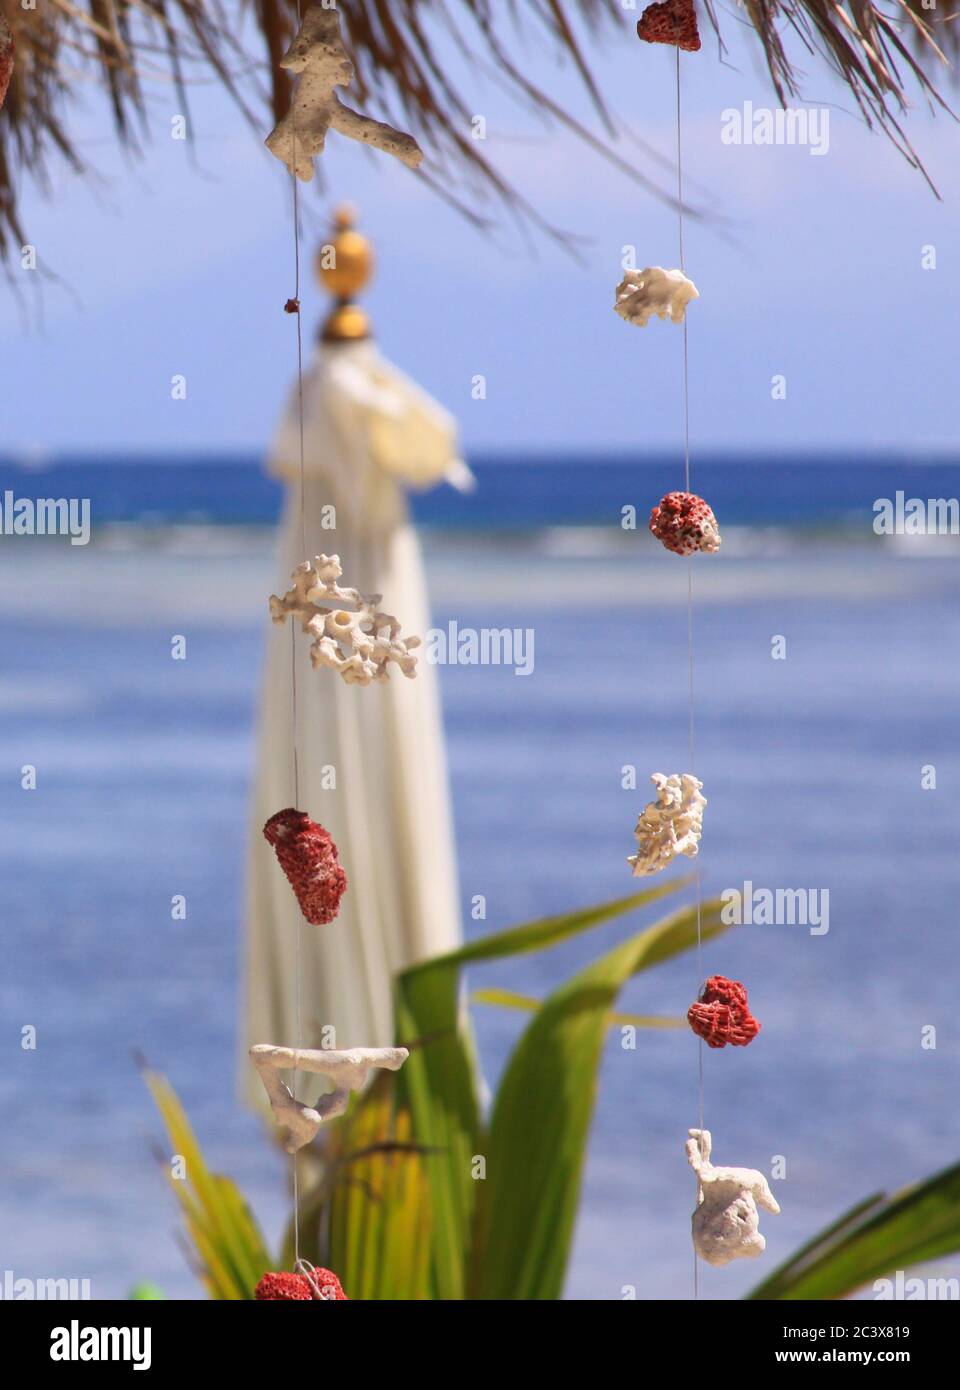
(244, 209), (470, 1105)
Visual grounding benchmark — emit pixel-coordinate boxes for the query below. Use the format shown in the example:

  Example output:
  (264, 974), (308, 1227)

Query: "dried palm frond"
(710, 0), (956, 193)
(0, 0), (956, 259)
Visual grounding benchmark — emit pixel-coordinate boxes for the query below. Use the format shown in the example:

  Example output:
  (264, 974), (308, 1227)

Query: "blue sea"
(1, 452), (959, 1301)
(3, 449), (958, 529)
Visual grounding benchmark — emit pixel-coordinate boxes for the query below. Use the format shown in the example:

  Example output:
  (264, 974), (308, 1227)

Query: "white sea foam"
(0, 525), (956, 623)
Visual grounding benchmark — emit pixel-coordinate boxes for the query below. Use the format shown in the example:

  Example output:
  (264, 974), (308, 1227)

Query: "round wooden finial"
(317, 205), (374, 341)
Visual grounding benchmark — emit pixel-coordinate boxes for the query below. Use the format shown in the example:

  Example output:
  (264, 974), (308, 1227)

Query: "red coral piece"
(255, 1268), (348, 1301)
(649, 491), (720, 556)
(255, 1272), (311, 1301)
(699, 974), (748, 1009)
(688, 975), (760, 1048)
(263, 808), (347, 926)
(637, 0), (701, 52)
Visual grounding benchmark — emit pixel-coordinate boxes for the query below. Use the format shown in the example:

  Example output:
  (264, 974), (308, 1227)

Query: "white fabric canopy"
(244, 340), (469, 1105)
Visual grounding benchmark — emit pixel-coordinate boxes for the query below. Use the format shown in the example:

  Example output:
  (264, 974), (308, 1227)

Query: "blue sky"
(1, 12), (956, 457)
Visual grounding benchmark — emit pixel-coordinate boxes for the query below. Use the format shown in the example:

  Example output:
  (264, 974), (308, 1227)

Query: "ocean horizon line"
(2, 446), (959, 470)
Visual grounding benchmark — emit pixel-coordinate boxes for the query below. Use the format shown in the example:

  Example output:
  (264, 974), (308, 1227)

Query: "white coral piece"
(250, 1044), (409, 1153)
(687, 1129), (780, 1266)
(270, 555), (421, 685)
(614, 266), (699, 327)
(628, 772), (705, 876)
(265, 4), (423, 180)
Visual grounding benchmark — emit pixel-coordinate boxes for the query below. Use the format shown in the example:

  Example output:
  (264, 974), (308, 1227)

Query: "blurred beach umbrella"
(1, 0), (957, 259)
(244, 207), (470, 1100)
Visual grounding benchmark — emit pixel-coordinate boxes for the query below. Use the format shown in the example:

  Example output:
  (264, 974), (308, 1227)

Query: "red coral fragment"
(688, 975), (760, 1048)
(263, 808), (347, 926)
(255, 1272), (311, 1301)
(637, 0), (701, 52)
(649, 491), (721, 556)
(255, 1268), (348, 1301)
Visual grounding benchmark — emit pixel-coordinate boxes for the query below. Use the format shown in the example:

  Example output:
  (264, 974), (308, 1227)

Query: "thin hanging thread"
(676, 48), (703, 1124)
(288, 0), (307, 1270)
(676, 45), (704, 1301)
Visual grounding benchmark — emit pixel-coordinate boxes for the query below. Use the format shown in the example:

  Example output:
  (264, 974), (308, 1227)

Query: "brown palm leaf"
(0, 0), (955, 258)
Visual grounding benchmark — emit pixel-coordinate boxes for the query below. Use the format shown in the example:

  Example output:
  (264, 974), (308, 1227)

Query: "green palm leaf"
(748, 1160), (960, 1300)
(326, 1088), (434, 1300)
(394, 878), (689, 1298)
(144, 1068), (274, 1300)
(471, 897), (729, 1300)
(472, 985), (684, 1030)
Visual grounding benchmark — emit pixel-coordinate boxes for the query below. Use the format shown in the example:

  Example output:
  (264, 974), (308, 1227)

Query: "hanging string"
(295, 1257), (325, 1300)
(287, 0), (307, 1271)
(676, 44), (704, 1302)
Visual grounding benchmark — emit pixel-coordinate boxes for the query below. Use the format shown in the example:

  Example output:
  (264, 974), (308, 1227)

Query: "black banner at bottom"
(0, 1295), (950, 1373)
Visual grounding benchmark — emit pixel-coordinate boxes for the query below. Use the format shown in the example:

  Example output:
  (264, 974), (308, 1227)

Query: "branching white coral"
(270, 555), (421, 685)
(687, 1129), (780, 1266)
(614, 266), (699, 326)
(265, 4), (423, 179)
(628, 773), (705, 876)
(250, 1044), (409, 1153)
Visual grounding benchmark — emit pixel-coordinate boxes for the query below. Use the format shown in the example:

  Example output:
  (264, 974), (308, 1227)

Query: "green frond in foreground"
(143, 1067), (274, 1300)
(143, 877), (960, 1301)
(392, 880), (730, 1298)
(748, 1158), (960, 1300)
